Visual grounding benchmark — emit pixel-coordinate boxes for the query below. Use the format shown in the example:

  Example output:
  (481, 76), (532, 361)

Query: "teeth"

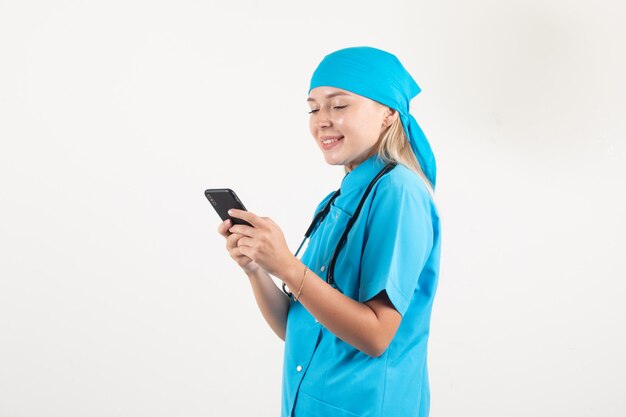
(322, 138), (341, 144)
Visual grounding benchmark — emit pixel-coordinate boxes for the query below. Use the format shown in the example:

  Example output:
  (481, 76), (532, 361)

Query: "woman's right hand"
(217, 219), (260, 274)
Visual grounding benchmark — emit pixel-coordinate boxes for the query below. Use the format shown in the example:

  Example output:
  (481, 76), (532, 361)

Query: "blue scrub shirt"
(281, 154), (441, 417)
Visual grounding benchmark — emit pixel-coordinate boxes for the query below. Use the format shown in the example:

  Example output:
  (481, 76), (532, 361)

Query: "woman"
(217, 46), (441, 417)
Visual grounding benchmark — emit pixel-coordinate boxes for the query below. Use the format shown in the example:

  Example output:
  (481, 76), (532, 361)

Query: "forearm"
(280, 259), (384, 357)
(245, 266), (290, 341)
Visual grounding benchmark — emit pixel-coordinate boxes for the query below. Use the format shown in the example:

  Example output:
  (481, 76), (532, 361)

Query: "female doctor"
(217, 46), (441, 417)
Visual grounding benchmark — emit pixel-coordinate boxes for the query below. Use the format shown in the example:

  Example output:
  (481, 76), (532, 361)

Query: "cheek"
(347, 114), (377, 142)
(362, 113), (385, 141)
(333, 114), (345, 129)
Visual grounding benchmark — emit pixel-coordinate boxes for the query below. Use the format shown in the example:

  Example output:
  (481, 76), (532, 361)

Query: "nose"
(314, 106), (332, 129)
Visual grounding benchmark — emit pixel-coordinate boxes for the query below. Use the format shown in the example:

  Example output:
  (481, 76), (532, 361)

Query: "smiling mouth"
(321, 136), (343, 150)
(322, 138), (341, 145)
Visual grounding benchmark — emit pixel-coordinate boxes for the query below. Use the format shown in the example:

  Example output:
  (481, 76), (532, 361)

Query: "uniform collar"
(339, 154), (388, 195)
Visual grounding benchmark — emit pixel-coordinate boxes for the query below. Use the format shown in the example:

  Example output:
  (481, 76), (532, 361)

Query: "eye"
(307, 105), (348, 115)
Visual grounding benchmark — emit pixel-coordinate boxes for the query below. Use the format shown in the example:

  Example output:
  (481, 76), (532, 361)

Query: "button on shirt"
(281, 155), (442, 417)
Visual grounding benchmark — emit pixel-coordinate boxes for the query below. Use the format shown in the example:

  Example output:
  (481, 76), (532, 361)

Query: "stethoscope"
(282, 162), (397, 298)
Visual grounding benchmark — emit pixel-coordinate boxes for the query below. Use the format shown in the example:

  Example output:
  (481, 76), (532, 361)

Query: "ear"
(383, 108), (399, 127)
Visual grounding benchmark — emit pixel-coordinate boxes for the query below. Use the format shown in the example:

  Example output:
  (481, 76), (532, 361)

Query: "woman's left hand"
(227, 209), (297, 278)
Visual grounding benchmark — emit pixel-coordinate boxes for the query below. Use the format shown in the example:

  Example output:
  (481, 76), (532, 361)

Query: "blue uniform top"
(281, 154), (442, 417)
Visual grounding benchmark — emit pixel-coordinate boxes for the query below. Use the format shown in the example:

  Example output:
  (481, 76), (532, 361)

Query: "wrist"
(243, 263), (261, 277)
(278, 256), (303, 288)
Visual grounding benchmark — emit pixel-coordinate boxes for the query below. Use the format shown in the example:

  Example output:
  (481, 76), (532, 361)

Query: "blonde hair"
(344, 112), (436, 199)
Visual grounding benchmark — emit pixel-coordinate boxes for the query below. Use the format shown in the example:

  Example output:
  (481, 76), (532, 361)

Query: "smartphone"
(204, 188), (253, 227)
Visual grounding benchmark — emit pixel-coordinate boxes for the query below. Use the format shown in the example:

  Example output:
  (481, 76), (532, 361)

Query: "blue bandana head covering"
(308, 46), (437, 190)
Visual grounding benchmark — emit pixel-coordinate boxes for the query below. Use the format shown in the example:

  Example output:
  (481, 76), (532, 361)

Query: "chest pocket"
(308, 202), (361, 299)
(311, 202), (351, 261)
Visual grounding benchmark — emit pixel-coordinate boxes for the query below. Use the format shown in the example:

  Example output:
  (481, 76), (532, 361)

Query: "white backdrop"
(1, 1), (625, 416)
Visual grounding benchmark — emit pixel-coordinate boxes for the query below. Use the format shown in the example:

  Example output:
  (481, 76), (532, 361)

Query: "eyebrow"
(306, 92), (351, 102)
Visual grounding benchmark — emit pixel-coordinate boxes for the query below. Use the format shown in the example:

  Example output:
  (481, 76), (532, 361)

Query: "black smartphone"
(204, 188), (253, 227)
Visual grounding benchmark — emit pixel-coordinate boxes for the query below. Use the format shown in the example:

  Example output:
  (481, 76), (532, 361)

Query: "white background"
(1, 1), (625, 416)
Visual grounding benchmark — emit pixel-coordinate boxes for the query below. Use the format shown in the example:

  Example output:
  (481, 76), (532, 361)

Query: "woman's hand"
(217, 218), (260, 274)
(227, 209), (297, 278)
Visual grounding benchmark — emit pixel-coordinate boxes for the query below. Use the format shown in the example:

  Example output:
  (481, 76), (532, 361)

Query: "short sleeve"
(358, 176), (434, 317)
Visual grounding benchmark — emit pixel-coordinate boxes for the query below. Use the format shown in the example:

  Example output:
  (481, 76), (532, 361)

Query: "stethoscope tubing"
(282, 162), (397, 298)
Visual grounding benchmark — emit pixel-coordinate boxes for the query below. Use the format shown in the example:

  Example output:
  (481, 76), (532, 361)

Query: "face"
(307, 86), (395, 171)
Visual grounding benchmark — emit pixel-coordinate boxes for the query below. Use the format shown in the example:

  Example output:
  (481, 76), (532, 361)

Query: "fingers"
(236, 236), (253, 248)
(228, 209), (261, 226)
(228, 223), (256, 237)
(218, 218), (255, 266)
(226, 232), (242, 249)
(226, 233), (243, 256)
(217, 219), (232, 237)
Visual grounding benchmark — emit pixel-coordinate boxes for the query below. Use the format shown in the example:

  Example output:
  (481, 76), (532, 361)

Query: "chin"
(322, 155), (345, 167)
